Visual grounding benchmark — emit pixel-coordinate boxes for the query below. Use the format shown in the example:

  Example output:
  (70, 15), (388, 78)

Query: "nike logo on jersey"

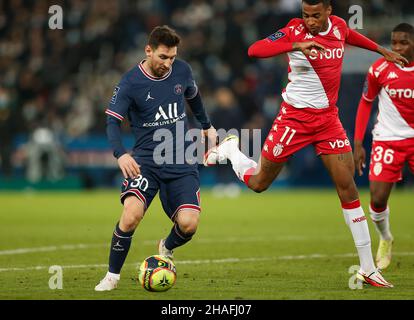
(387, 72), (398, 79)
(146, 92), (155, 101)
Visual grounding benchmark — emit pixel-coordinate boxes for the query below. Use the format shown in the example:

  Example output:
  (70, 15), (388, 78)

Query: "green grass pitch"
(0, 189), (413, 300)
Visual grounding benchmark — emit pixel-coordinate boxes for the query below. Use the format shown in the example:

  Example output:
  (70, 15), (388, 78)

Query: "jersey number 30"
(130, 176), (149, 192)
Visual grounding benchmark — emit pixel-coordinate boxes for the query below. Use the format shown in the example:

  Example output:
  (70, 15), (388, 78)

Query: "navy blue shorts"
(120, 163), (201, 221)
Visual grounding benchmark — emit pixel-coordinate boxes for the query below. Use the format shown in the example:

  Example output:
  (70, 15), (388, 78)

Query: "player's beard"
(151, 63), (169, 78)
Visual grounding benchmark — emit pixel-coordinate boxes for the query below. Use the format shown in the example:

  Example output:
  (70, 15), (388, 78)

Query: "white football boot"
(203, 135), (239, 167)
(158, 239), (174, 260)
(356, 268), (393, 288)
(94, 272), (120, 291)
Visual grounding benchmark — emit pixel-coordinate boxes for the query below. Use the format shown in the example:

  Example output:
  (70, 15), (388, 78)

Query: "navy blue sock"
(108, 222), (135, 274)
(164, 223), (195, 250)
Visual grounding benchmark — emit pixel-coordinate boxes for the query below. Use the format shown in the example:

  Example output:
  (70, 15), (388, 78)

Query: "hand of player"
(293, 41), (326, 58)
(117, 153), (141, 179)
(378, 46), (409, 67)
(353, 142), (366, 176)
(202, 125), (218, 150)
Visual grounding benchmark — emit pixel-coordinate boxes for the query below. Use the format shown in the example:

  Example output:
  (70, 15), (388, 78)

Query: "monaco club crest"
(333, 26), (341, 40)
(373, 162), (383, 176)
(273, 143), (284, 157)
(174, 84), (183, 95)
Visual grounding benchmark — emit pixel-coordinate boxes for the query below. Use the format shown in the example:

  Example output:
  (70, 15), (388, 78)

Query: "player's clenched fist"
(118, 154), (141, 179)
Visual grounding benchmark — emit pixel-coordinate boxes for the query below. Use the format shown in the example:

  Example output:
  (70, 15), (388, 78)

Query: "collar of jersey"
(138, 60), (173, 81)
(318, 17), (332, 36)
(395, 62), (414, 72)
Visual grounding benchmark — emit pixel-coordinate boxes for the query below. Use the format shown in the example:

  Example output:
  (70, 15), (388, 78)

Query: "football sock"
(164, 223), (195, 250)
(369, 204), (392, 241)
(108, 222), (135, 274)
(225, 147), (257, 184)
(342, 200), (376, 273)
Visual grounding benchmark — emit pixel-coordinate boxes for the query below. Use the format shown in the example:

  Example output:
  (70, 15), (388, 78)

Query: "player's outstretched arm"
(346, 28), (408, 67)
(248, 37), (325, 58)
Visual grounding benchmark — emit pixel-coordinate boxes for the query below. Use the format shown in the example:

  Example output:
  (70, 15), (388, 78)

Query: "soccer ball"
(138, 255), (176, 292)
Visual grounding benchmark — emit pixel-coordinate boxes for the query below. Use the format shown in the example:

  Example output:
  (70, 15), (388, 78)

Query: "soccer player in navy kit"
(95, 26), (217, 291)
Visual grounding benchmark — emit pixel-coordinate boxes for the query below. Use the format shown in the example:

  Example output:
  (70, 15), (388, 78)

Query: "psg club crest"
(174, 84), (183, 95)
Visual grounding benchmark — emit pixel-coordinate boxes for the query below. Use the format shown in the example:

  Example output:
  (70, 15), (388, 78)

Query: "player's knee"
(370, 198), (388, 211)
(249, 180), (269, 193)
(122, 198), (144, 230)
(176, 211), (199, 234)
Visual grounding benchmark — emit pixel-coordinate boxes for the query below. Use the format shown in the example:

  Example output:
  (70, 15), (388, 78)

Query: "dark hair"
(392, 23), (414, 37)
(302, 0), (331, 7)
(148, 25), (181, 49)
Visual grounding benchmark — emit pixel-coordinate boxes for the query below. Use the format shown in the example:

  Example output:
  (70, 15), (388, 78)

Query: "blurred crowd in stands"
(0, 0), (413, 182)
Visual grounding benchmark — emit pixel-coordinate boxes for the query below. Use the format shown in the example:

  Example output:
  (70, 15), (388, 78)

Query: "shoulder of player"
(368, 58), (390, 79)
(173, 59), (192, 74)
(329, 15), (347, 27)
(286, 18), (303, 27)
(329, 15), (349, 35)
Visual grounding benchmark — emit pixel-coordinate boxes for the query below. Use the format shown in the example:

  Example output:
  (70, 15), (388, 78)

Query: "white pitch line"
(0, 236), (309, 256)
(1, 252), (414, 273)
(0, 244), (108, 256)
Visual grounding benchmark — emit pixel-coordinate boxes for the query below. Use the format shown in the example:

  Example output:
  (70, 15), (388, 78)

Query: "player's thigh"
(320, 152), (359, 201)
(262, 107), (312, 165)
(369, 181), (394, 208)
(120, 166), (160, 216)
(159, 172), (201, 222)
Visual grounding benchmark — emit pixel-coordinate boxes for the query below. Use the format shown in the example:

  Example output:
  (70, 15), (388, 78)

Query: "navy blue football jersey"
(105, 59), (199, 169)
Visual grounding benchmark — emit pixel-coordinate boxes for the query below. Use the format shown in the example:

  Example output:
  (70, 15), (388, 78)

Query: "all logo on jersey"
(267, 31), (286, 42)
(174, 84), (183, 95)
(143, 102), (186, 127)
(155, 103), (178, 121)
(110, 86), (120, 104)
(387, 72), (398, 79)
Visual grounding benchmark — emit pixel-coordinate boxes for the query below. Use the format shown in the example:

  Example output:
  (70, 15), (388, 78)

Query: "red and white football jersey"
(363, 58), (414, 141)
(279, 16), (349, 109)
